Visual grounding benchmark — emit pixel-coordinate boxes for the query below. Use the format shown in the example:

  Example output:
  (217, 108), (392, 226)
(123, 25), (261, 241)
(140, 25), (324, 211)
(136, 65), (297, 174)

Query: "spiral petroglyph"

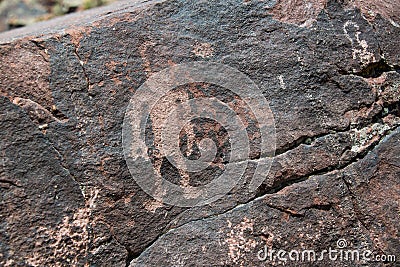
(122, 62), (276, 207)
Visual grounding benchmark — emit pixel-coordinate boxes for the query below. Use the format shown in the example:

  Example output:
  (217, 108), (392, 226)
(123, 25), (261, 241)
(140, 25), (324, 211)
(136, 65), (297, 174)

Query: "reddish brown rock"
(0, 0), (399, 266)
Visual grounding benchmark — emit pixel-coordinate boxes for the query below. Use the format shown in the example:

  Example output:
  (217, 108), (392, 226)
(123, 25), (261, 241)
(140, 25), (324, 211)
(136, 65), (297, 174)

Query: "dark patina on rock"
(0, 0), (399, 266)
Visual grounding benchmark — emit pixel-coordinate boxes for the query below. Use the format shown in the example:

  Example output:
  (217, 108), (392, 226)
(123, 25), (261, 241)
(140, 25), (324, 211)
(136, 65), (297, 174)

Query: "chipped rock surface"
(0, 0), (399, 266)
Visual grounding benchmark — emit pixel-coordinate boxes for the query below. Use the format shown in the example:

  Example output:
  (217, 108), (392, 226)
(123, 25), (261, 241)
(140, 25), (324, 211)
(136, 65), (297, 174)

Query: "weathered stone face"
(0, 0), (399, 266)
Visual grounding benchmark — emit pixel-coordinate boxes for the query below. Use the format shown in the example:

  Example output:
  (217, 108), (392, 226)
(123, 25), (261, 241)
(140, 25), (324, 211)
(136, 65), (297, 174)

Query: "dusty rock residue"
(269, 0), (400, 26)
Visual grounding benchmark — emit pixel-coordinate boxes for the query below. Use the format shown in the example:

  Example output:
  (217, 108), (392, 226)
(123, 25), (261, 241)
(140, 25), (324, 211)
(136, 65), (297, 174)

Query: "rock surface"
(0, 0), (399, 266)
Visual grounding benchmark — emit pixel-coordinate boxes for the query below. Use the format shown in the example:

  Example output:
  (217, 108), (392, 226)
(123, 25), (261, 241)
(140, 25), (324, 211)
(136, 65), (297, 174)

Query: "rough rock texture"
(0, 0), (399, 266)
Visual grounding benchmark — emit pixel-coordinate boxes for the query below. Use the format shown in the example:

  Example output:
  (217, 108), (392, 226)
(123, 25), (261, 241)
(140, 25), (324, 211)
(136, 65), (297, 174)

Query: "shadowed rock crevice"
(70, 38), (91, 91)
(0, 178), (22, 188)
(339, 59), (398, 78)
